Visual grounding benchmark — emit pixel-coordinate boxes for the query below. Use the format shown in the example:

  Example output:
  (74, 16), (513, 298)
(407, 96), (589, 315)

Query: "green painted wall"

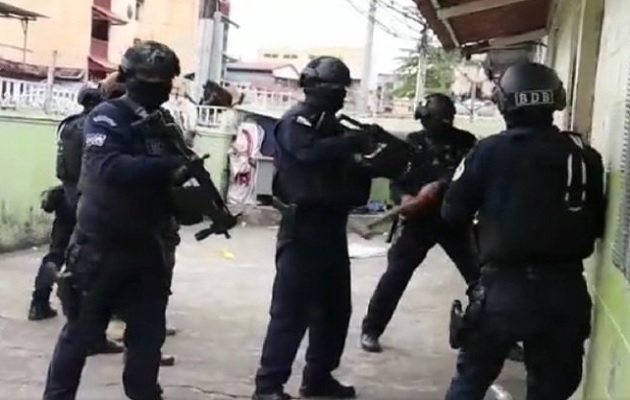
(0, 116), (234, 253)
(581, 172), (630, 399)
(0, 116), (58, 252)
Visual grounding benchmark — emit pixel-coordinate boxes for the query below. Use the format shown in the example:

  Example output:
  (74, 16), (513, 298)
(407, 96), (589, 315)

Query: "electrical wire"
(374, 0), (425, 25)
(341, 0), (418, 40)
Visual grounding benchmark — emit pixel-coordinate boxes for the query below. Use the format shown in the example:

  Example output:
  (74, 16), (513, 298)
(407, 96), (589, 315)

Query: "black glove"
(169, 155), (208, 186)
(40, 185), (64, 213)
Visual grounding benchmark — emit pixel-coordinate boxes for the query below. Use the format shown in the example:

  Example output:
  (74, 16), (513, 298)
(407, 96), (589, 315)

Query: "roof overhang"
(92, 4), (127, 26)
(414, 0), (553, 53)
(0, 1), (47, 20)
(88, 55), (116, 72)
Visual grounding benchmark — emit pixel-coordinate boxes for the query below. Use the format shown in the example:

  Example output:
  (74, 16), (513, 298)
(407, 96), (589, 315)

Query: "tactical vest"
(272, 107), (372, 208)
(477, 128), (601, 264)
(77, 100), (175, 239)
(56, 114), (86, 185)
(405, 129), (474, 193)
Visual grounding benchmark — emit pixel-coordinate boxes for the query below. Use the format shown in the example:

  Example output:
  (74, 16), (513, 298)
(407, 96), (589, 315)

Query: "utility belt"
(481, 263), (584, 280)
(73, 224), (162, 250)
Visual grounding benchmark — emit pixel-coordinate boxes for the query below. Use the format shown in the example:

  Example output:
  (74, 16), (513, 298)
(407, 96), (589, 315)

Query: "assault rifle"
(127, 98), (238, 240)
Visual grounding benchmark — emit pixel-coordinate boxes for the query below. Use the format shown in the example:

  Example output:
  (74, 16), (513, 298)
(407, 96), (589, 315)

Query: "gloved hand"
(169, 154), (208, 186)
(399, 181), (442, 217)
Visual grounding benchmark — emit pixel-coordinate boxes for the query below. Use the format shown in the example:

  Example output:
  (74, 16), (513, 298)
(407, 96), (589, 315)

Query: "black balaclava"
(504, 108), (554, 129)
(126, 78), (172, 110)
(303, 85), (347, 112)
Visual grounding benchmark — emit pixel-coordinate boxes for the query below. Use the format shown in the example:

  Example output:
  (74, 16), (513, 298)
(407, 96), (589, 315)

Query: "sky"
(226, 0), (420, 83)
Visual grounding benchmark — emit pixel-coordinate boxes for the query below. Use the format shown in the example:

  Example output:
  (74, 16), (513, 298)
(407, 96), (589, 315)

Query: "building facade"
(0, 0), (200, 80)
(257, 46), (365, 82)
(223, 62), (300, 91)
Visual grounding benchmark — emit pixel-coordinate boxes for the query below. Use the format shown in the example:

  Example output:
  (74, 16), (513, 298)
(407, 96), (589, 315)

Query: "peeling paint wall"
(0, 115), (236, 254)
(0, 116), (58, 252)
(548, 0), (630, 398)
(579, 0), (630, 397)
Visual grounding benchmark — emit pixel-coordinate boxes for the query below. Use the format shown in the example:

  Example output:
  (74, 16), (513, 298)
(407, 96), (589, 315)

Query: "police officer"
(27, 87), (102, 321)
(441, 62), (605, 399)
(252, 56), (372, 400)
(99, 70), (179, 367)
(43, 41), (184, 400)
(360, 93), (479, 353)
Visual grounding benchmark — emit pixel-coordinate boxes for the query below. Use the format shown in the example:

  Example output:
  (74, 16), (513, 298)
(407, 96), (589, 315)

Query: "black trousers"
(362, 218), (479, 337)
(32, 188), (77, 305)
(44, 232), (169, 400)
(445, 266), (591, 400)
(255, 211), (352, 394)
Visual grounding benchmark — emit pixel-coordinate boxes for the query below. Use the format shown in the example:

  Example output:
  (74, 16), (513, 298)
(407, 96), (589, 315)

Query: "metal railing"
(0, 76), (368, 123)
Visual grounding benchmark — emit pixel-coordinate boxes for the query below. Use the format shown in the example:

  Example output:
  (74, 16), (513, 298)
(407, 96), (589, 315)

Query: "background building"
(223, 62), (299, 91)
(0, 0), (200, 81)
(257, 46), (364, 86)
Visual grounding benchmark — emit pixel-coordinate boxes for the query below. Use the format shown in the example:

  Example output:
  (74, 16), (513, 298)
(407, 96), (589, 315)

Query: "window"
(283, 54), (297, 59)
(263, 53), (278, 59)
(612, 66), (630, 281)
(91, 20), (110, 41)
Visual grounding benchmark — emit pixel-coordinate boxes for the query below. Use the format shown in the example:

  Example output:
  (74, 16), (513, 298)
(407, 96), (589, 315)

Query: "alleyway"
(0, 226), (525, 399)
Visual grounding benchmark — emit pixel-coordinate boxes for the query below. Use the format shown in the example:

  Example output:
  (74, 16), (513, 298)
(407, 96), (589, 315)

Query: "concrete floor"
(0, 226), (526, 400)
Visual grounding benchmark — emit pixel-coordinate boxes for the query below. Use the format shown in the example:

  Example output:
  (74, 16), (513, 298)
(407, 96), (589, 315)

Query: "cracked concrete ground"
(0, 226), (526, 400)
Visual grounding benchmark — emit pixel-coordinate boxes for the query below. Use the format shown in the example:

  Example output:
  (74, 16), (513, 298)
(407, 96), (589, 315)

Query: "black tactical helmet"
(119, 40), (181, 82)
(492, 62), (566, 115)
(298, 56), (352, 89)
(77, 86), (103, 108)
(414, 93), (456, 122)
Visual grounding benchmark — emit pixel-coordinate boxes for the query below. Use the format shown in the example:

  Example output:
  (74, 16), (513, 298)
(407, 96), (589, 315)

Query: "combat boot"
(299, 377), (356, 398)
(27, 302), (57, 321)
(360, 332), (382, 353)
(88, 338), (125, 356)
(160, 354), (176, 366)
(251, 391), (291, 400)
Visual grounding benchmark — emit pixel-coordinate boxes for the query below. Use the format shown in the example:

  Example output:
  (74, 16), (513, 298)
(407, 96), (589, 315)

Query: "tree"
(393, 44), (461, 99)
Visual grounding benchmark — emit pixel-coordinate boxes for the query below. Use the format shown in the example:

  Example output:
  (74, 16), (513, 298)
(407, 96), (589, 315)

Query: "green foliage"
(393, 45), (461, 99)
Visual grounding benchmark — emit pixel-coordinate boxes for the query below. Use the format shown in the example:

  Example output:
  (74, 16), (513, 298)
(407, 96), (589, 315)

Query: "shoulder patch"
(452, 158), (466, 181)
(92, 114), (117, 127)
(85, 132), (107, 147)
(295, 115), (312, 127)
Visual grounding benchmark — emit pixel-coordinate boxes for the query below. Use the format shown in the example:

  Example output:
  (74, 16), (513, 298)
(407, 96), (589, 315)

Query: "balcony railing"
(0, 77), (367, 125)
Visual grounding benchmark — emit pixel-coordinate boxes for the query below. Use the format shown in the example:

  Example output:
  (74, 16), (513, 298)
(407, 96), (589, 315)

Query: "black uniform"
(253, 57), (371, 400)
(29, 88), (101, 320)
(361, 94), (479, 346)
(442, 62), (605, 400)
(44, 41), (183, 400)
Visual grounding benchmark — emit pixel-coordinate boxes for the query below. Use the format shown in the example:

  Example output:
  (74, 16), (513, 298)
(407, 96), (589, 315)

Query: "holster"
(56, 272), (80, 319)
(448, 283), (486, 349)
(449, 299), (465, 349)
(57, 234), (103, 319)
